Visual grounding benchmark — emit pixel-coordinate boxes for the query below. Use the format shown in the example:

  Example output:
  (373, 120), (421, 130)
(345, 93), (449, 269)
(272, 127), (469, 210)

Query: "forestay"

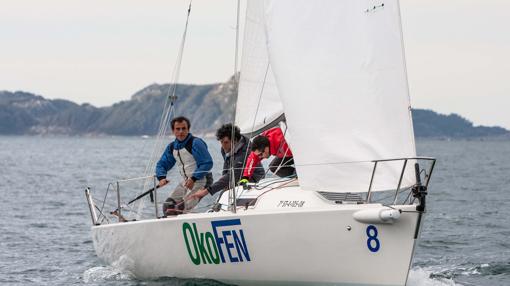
(235, 0), (283, 136)
(240, 0), (417, 193)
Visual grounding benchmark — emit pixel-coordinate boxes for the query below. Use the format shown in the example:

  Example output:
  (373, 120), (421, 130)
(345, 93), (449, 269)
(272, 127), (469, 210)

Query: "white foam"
(83, 255), (135, 283)
(82, 265), (133, 283)
(407, 267), (462, 286)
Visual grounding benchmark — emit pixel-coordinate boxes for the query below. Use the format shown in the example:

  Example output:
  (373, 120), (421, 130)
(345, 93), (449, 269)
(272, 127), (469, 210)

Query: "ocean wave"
(429, 262), (510, 279)
(81, 265), (468, 285)
(408, 267), (462, 286)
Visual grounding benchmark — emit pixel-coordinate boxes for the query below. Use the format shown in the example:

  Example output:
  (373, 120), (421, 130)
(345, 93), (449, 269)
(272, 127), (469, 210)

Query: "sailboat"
(86, 1), (436, 285)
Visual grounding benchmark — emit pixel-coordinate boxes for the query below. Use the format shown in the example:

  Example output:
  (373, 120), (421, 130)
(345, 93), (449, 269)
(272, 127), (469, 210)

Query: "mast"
(228, 0), (241, 213)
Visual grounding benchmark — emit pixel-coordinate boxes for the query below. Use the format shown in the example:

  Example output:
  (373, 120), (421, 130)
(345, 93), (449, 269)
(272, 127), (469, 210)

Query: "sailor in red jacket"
(242, 127), (295, 181)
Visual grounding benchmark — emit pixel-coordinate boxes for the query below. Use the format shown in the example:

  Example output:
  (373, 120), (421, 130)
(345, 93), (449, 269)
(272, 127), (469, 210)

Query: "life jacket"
(169, 135), (197, 180)
(165, 135), (213, 186)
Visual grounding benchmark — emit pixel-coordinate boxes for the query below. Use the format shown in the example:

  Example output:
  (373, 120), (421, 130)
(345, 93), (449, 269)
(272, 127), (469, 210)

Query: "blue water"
(0, 137), (509, 285)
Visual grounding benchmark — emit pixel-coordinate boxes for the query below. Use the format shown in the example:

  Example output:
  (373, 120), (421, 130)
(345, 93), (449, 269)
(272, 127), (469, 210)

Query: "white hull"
(92, 187), (422, 286)
(88, 1), (433, 283)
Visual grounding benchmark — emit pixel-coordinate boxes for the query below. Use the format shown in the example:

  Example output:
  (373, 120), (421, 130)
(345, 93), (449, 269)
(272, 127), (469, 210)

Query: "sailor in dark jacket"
(189, 124), (264, 201)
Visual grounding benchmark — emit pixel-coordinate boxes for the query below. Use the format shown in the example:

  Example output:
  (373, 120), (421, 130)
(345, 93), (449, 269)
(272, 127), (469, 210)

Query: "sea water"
(0, 136), (509, 286)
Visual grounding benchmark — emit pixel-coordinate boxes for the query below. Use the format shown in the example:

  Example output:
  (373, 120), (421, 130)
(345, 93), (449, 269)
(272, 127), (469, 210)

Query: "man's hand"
(184, 178), (195, 189)
(158, 179), (168, 187)
(187, 188), (209, 201)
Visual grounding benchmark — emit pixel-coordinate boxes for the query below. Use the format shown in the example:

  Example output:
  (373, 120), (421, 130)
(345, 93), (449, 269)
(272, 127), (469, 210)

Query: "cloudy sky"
(1, 0), (509, 128)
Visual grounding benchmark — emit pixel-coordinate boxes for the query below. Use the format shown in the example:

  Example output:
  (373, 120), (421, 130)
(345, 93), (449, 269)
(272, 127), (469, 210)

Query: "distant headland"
(1, 79), (508, 139)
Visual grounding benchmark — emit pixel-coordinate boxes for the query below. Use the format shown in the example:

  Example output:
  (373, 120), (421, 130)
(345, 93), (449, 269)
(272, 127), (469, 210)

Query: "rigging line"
(228, 0), (242, 212)
(92, 197), (117, 211)
(253, 176), (295, 190)
(152, 1), (192, 147)
(155, 0), (192, 145)
(293, 159), (394, 167)
(137, 104), (175, 218)
(97, 189), (109, 218)
(140, 89), (176, 179)
(186, 203), (216, 213)
(151, 103), (176, 168)
(403, 187), (414, 204)
(92, 198), (112, 223)
(395, 0), (417, 154)
(237, 175), (295, 197)
(151, 103), (177, 171)
(145, 1), (191, 178)
(148, 0), (193, 176)
(371, 187), (413, 203)
(97, 183), (116, 217)
(146, 158), (415, 174)
(165, 0), (193, 102)
(137, 1), (193, 218)
(234, 178), (297, 211)
(252, 178), (297, 202)
(139, 76), (182, 214)
(119, 131), (153, 184)
(270, 150), (292, 177)
(154, 82), (178, 141)
(145, 0), (193, 176)
(240, 62), (271, 179)
(143, 0), (193, 177)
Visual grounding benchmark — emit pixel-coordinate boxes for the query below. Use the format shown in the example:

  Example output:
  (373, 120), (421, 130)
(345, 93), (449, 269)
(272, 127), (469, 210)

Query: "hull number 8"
(366, 225), (380, 252)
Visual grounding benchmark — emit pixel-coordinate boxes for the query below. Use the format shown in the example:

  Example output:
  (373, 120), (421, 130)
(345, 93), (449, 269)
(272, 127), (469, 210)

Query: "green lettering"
(206, 232), (220, 264)
(192, 223), (212, 264)
(182, 223), (201, 265)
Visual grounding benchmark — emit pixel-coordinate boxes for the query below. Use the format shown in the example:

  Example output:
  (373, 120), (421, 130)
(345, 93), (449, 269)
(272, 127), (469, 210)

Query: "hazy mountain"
(1, 80), (508, 138)
(411, 109), (508, 138)
(0, 79), (235, 136)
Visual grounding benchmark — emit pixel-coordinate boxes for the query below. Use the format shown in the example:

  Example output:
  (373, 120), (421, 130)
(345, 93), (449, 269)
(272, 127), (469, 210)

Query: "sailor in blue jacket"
(155, 116), (213, 215)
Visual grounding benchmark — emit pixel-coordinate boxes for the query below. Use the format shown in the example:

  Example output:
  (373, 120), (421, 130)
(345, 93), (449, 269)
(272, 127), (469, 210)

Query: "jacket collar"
(173, 133), (192, 148)
(222, 135), (247, 159)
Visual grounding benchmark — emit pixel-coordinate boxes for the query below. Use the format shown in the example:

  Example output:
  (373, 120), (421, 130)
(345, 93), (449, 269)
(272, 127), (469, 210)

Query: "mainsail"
(235, 0), (283, 136)
(237, 0), (417, 193)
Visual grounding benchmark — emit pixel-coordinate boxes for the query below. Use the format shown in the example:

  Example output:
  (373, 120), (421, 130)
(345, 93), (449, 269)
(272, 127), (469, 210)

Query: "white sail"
(235, 0), (283, 135)
(260, 0), (417, 192)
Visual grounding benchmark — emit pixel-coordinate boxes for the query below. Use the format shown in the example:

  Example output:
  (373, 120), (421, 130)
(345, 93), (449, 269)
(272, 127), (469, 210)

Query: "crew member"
(242, 126), (294, 182)
(155, 116), (213, 215)
(188, 124), (265, 201)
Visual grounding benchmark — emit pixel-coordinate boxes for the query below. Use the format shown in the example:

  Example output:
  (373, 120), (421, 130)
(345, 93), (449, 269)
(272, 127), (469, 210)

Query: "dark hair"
(216, 123), (241, 141)
(251, 135), (270, 152)
(171, 116), (191, 129)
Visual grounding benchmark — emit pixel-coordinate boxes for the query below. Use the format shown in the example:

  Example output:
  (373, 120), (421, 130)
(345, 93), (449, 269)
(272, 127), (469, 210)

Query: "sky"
(1, 0), (509, 129)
